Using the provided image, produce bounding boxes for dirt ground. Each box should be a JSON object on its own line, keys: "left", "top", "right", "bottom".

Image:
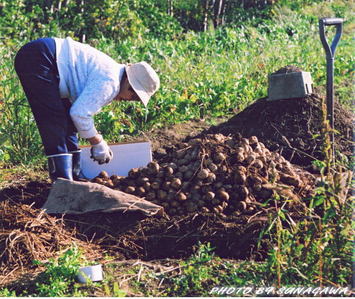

{"left": 0, "top": 93, "right": 353, "bottom": 289}
{"left": 199, "top": 94, "right": 353, "bottom": 168}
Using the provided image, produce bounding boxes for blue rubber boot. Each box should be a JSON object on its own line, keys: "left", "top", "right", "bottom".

{"left": 47, "top": 153, "right": 73, "bottom": 181}
{"left": 71, "top": 150, "right": 89, "bottom": 181}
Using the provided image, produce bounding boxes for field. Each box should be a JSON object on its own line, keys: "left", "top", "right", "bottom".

{"left": 0, "top": 0, "right": 353, "bottom": 297}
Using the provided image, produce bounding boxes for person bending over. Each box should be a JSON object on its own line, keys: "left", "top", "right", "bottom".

{"left": 14, "top": 37, "right": 160, "bottom": 181}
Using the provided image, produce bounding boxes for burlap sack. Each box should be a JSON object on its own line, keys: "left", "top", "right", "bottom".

{"left": 42, "top": 178, "right": 163, "bottom": 216}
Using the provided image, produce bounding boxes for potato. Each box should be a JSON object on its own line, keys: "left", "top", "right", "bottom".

{"left": 136, "top": 186, "right": 146, "bottom": 196}
{"left": 221, "top": 201, "right": 228, "bottom": 209}
{"left": 105, "top": 179, "right": 114, "bottom": 188}
{"left": 177, "top": 192, "right": 187, "bottom": 201}
{"left": 236, "top": 165, "right": 247, "bottom": 173}
{"left": 164, "top": 166, "right": 174, "bottom": 176}
{"left": 168, "top": 162, "right": 178, "bottom": 170}
{"left": 217, "top": 190, "right": 230, "bottom": 201}
{"left": 234, "top": 172, "right": 247, "bottom": 184}
{"left": 236, "top": 152, "right": 245, "bottom": 163}
{"left": 92, "top": 177, "right": 104, "bottom": 184}
{"left": 125, "top": 186, "right": 135, "bottom": 194}
{"left": 111, "top": 176, "right": 121, "bottom": 186}
{"left": 200, "top": 185, "right": 212, "bottom": 194}
{"left": 225, "top": 139, "right": 235, "bottom": 148}
{"left": 252, "top": 159, "right": 264, "bottom": 169}
{"left": 98, "top": 170, "right": 109, "bottom": 179}
{"left": 147, "top": 161, "right": 160, "bottom": 174}
{"left": 204, "top": 191, "right": 215, "bottom": 201}
{"left": 208, "top": 162, "right": 218, "bottom": 172}
{"left": 206, "top": 172, "right": 216, "bottom": 183}
{"left": 235, "top": 185, "right": 249, "bottom": 200}
{"left": 238, "top": 201, "right": 247, "bottom": 211}
{"left": 214, "top": 152, "right": 226, "bottom": 163}
{"left": 171, "top": 178, "right": 182, "bottom": 189}
{"left": 151, "top": 181, "right": 161, "bottom": 190}
{"left": 143, "top": 181, "right": 151, "bottom": 191}
{"left": 128, "top": 168, "right": 139, "bottom": 179}
{"left": 156, "top": 170, "right": 165, "bottom": 178}
{"left": 241, "top": 138, "right": 249, "bottom": 145}
{"left": 197, "top": 169, "right": 209, "bottom": 179}
{"left": 249, "top": 136, "right": 258, "bottom": 145}
{"left": 245, "top": 154, "right": 256, "bottom": 165}
{"left": 137, "top": 176, "right": 150, "bottom": 186}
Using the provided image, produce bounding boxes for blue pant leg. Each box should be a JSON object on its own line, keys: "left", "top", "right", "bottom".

{"left": 14, "top": 38, "right": 72, "bottom": 156}
{"left": 62, "top": 98, "right": 80, "bottom": 152}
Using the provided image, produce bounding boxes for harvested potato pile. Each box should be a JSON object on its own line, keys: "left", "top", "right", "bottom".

{"left": 92, "top": 134, "right": 315, "bottom": 217}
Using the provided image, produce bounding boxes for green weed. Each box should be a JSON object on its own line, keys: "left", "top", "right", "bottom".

{"left": 33, "top": 246, "right": 87, "bottom": 297}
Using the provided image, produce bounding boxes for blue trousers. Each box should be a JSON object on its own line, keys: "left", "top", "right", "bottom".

{"left": 14, "top": 37, "right": 80, "bottom": 156}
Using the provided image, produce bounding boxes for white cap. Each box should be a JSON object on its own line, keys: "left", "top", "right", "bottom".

{"left": 125, "top": 62, "right": 160, "bottom": 106}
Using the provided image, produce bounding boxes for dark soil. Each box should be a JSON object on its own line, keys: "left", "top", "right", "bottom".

{"left": 64, "top": 211, "right": 270, "bottom": 261}
{"left": 198, "top": 94, "right": 353, "bottom": 167}
{"left": 0, "top": 180, "right": 50, "bottom": 208}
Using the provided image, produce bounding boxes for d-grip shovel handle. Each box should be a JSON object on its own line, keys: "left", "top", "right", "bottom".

{"left": 319, "top": 18, "right": 343, "bottom": 58}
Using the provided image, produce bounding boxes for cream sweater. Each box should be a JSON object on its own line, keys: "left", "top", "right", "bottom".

{"left": 54, "top": 37, "right": 124, "bottom": 139}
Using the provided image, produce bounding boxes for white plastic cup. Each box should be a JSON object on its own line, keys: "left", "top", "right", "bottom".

{"left": 77, "top": 264, "right": 103, "bottom": 283}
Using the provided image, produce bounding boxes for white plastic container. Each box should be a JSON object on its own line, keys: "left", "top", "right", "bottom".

{"left": 77, "top": 264, "right": 103, "bottom": 283}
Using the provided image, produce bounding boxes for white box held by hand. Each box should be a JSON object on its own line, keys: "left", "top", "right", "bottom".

{"left": 80, "top": 141, "right": 152, "bottom": 179}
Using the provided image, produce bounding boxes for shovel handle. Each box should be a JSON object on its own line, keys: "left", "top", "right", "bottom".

{"left": 321, "top": 18, "right": 343, "bottom": 26}
{"left": 319, "top": 17, "right": 343, "bottom": 57}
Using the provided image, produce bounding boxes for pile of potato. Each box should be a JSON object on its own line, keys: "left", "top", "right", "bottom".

{"left": 92, "top": 134, "right": 314, "bottom": 216}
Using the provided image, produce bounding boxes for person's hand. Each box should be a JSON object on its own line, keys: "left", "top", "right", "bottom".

{"left": 90, "top": 139, "right": 113, "bottom": 164}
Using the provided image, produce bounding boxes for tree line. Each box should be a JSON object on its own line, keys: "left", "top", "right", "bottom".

{"left": 0, "top": 0, "right": 282, "bottom": 42}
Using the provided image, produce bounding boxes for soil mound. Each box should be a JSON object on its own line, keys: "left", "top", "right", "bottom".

{"left": 199, "top": 94, "right": 353, "bottom": 167}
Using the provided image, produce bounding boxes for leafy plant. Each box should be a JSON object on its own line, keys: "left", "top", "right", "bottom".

{"left": 166, "top": 242, "right": 219, "bottom": 296}
{"left": 33, "top": 245, "right": 86, "bottom": 297}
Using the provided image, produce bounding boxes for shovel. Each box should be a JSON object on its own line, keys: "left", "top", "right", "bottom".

{"left": 318, "top": 17, "right": 343, "bottom": 160}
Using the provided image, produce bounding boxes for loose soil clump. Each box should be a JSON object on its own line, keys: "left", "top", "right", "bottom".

{"left": 199, "top": 94, "right": 353, "bottom": 167}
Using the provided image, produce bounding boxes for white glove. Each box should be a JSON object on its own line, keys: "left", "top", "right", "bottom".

{"left": 90, "top": 139, "right": 113, "bottom": 164}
